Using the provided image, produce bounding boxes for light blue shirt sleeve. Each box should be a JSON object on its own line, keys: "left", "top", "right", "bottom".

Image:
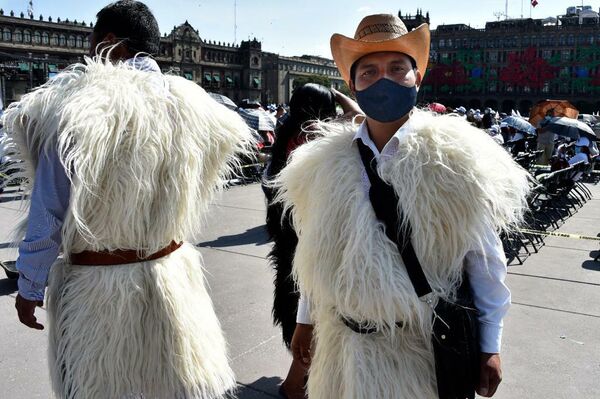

{"left": 16, "top": 148, "right": 71, "bottom": 301}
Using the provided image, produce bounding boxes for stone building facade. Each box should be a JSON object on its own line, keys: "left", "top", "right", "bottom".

{"left": 421, "top": 6, "right": 600, "bottom": 114}
{"left": 0, "top": 9, "right": 342, "bottom": 107}
{"left": 262, "top": 53, "right": 345, "bottom": 104}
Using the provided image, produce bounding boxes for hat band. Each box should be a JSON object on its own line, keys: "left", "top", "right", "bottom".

{"left": 356, "top": 23, "right": 408, "bottom": 40}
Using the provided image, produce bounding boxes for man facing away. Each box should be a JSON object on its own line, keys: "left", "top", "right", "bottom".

{"left": 1, "top": 1, "right": 253, "bottom": 398}
{"left": 276, "top": 14, "right": 531, "bottom": 399}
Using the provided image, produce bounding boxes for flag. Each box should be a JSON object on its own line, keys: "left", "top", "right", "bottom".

{"left": 531, "top": 0, "right": 538, "bottom": 7}
{"left": 27, "top": 1, "right": 33, "bottom": 18}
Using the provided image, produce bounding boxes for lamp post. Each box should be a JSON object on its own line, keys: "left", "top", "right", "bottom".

{"left": 28, "top": 52, "right": 33, "bottom": 90}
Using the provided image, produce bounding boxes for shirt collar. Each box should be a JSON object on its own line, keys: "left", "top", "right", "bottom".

{"left": 124, "top": 56, "right": 161, "bottom": 73}
{"left": 353, "top": 116, "right": 414, "bottom": 158}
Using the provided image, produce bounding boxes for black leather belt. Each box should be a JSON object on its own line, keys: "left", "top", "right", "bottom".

{"left": 342, "top": 316, "right": 404, "bottom": 334}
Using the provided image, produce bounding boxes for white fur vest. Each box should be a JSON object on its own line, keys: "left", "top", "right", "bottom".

{"left": 1, "top": 57, "right": 253, "bottom": 257}
{"left": 275, "top": 111, "right": 530, "bottom": 398}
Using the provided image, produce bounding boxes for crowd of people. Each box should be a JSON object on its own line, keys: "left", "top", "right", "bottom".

{"left": 423, "top": 105, "right": 599, "bottom": 170}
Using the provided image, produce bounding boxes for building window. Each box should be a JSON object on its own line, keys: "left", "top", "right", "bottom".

{"left": 51, "top": 33, "right": 58, "bottom": 46}
{"left": 542, "top": 50, "right": 552, "bottom": 60}
{"left": 33, "top": 31, "right": 41, "bottom": 44}
{"left": 14, "top": 29, "right": 22, "bottom": 42}
{"left": 559, "top": 35, "right": 566, "bottom": 46}
{"left": 447, "top": 39, "right": 453, "bottom": 48}
{"left": 542, "top": 82, "right": 550, "bottom": 93}
{"left": 212, "top": 73, "right": 221, "bottom": 87}
{"left": 84, "top": 37, "right": 89, "bottom": 48}
{"left": 251, "top": 56, "right": 259, "bottom": 66}
{"left": 76, "top": 35, "right": 83, "bottom": 48}
{"left": 42, "top": 32, "right": 49, "bottom": 45}
{"left": 68, "top": 35, "right": 75, "bottom": 47}
{"left": 568, "top": 35, "right": 575, "bottom": 45}
{"left": 489, "top": 51, "right": 498, "bottom": 62}
{"left": 439, "top": 39, "right": 445, "bottom": 48}
{"left": 561, "top": 50, "right": 571, "bottom": 62}
{"left": 488, "top": 82, "right": 496, "bottom": 93}
{"left": 24, "top": 30, "right": 31, "bottom": 43}
{"left": 59, "top": 34, "right": 66, "bottom": 46}
{"left": 252, "top": 77, "right": 260, "bottom": 88}
{"left": 2, "top": 28, "right": 11, "bottom": 42}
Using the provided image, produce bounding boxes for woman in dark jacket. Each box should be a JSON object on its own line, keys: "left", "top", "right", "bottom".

{"left": 263, "top": 83, "right": 349, "bottom": 398}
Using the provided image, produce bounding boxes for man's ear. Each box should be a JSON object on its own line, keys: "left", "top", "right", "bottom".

{"left": 103, "top": 32, "right": 118, "bottom": 44}
{"left": 415, "top": 69, "right": 423, "bottom": 91}
{"left": 349, "top": 79, "right": 356, "bottom": 95}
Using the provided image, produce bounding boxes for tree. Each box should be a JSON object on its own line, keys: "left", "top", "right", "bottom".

{"left": 292, "top": 74, "right": 331, "bottom": 89}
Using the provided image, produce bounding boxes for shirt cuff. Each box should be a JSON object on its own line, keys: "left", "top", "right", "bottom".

{"left": 296, "top": 294, "right": 312, "bottom": 325}
{"left": 479, "top": 323, "right": 503, "bottom": 354}
{"left": 17, "top": 273, "right": 46, "bottom": 301}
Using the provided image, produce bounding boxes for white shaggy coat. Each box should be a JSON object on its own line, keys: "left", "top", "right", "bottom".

{"left": 1, "top": 57, "right": 254, "bottom": 399}
{"left": 275, "top": 110, "right": 530, "bottom": 399}
{"left": 48, "top": 244, "right": 235, "bottom": 399}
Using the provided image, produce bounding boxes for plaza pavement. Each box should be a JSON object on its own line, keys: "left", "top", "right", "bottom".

{"left": 0, "top": 182, "right": 598, "bottom": 398}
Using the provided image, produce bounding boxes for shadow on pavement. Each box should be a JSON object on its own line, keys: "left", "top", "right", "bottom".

{"left": 582, "top": 253, "right": 600, "bottom": 271}
{"left": 198, "top": 225, "right": 270, "bottom": 248}
{"left": 0, "top": 195, "right": 26, "bottom": 203}
{"left": 227, "top": 376, "right": 284, "bottom": 398}
{"left": 0, "top": 278, "right": 18, "bottom": 296}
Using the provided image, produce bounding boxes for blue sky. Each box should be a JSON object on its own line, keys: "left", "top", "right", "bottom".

{"left": 2, "top": 1, "right": 598, "bottom": 57}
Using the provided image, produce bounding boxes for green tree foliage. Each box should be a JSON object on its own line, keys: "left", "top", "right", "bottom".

{"left": 292, "top": 75, "right": 332, "bottom": 89}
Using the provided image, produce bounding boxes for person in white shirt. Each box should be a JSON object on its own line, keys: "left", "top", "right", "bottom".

{"left": 275, "top": 14, "right": 530, "bottom": 399}
{"left": 568, "top": 136, "right": 592, "bottom": 165}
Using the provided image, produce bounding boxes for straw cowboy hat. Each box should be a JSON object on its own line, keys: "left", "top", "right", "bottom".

{"left": 330, "top": 14, "right": 430, "bottom": 84}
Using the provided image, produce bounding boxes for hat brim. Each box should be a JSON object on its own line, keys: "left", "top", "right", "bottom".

{"left": 331, "top": 23, "right": 430, "bottom": 85}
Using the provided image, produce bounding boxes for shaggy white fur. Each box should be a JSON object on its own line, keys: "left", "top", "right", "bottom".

{"left": 1, "top": 56, "right": 254, "bottom": 399}
{"left": 48, "top": 244, "right": 235, "bottom": 399}
{"left": 1, "top": 55, "right": 254, "bottom": 256}
{"left": 275, "top": 110, "right": 530, "bottom": 399}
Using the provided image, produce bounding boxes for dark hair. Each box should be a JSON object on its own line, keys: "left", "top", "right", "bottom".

{"left": 94, "top": 1, "right": 160, "bottom": 55}
{"left": 349, "top": 53, "right": 417, "bottom": 83}
{"left": 267, "top": 83, "right": 337, "bottom": 177}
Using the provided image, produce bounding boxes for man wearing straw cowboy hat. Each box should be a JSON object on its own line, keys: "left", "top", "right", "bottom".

{"left": 275, "top": 13, "right": 530, "bottom": 399}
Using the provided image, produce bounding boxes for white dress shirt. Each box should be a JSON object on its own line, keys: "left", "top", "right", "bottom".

{"left": 296, "top": 118, "right": 511, "bottom": 354}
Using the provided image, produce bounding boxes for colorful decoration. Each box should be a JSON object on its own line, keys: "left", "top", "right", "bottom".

{"left": 499, "top": 47, "right": 557, "bottom": 89}
{"left": 423, "top": 44, "right": 600, "bottom": 97}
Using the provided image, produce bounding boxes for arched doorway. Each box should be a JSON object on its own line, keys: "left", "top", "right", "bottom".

{"left": 484, "top": 99, "right": 498, "bottom": 111}
{"left": 519, "top": 100, "right": 533, "bottom": 117}
{"left": 468, "top": 99, "right": 482, "bottom": 111}
{"left": 502, "top": 100, "right": 516, "bottom": 114}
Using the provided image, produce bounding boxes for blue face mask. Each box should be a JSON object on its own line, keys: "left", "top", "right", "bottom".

{"left": 355, "top": 78, "right": 417, "bottom": 123}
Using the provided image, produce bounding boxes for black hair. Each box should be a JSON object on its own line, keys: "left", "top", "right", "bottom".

{"left": 268, "top": 83, "right": 337, "bottom": 177}
{"left": 94, "top": 0, "right": 160, "bottom": 55}
{"left": 349, "top": 53, "right": 417, "bottom": 83}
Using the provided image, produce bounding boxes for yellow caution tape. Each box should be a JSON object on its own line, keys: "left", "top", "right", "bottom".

{"left": 519, "top": 229, "right": 600, "bottom": 242}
